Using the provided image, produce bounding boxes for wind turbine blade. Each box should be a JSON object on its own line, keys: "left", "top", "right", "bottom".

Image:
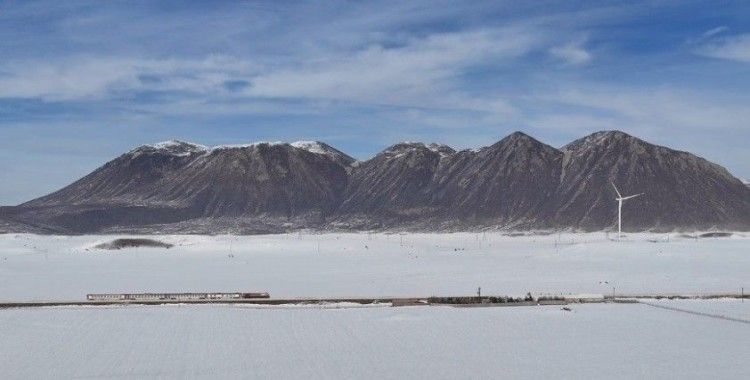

{"left": 611, "top": 182, "right": 622, "bottom": 198}
{"left": 621, "top": 193, "right": 644, "bottom": 200}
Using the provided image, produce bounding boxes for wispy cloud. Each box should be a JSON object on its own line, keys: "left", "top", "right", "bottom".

{"left": 545, "top": 85, "right": 750, "bottom": 132}
{"left": 526, "top": 84, "right": 750, "bottom": 177}
{"left": 0, "top": 27, "right": 539, "bottom": 117}
{"left": 2, "top": 1, "right": 750, "bottom": 203}
{"left": 694, "top": 33, "right": 750, "bottom": 62}
{"left": 702, "top": 26, "right": 728, "bottom": 38}
{"left": 247, "top": 27, "right": 539, "bottom": 115}
{"left": 549, "top": 38, "right": 592, "bottom": 65}
{"left": 0, "top": 56, "right": 256, "bottom": 101}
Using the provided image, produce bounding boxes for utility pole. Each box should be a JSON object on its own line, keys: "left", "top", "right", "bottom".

{"left": 477, "top": 287, "right": 481, "bottom": 298}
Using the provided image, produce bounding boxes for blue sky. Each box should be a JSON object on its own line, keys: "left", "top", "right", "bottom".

{"left": 1, "top": 1, "right": 750, "bottom": 204}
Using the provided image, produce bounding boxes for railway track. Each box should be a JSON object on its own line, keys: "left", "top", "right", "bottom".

{"left": 0, "top": 293, "right": 745, "bottom": 309}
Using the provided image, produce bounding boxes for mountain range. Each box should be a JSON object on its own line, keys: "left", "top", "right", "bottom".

{"left": 1, "top": 131, "right": 749, "bottom": 234}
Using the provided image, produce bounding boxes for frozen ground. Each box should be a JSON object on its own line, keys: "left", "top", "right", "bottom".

{"left": 0, "top": 232, "right": 748, "bottom": 301}
{"left": 1, "top": 301, "right": 748, "bottom": 379}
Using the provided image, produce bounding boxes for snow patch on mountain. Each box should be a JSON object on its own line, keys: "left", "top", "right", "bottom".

{"left": 291, "top": 141, "right": 336, "bottom": 158}
{"left": 383, "top": 142, "right": 454, "bottom": 157}
{"left": 291, "top": 141, "right": 327, "bottom": 154}
{"left": 148, "top": 140, "right": 206, "bottom": 150}
{"left": 132, "top": 140, "right": 208, "bottom": 157}
{"left": 291, "top": 141, "right": 355, "bottom": 165}
{"left": 209, "top": 142, "right": 285, "bottom": 151}
{"left": 426, "top": 143, "right": 455, "bottom": 157}
{"left": 135, "top": 140, "right": 355, "bottom": 164}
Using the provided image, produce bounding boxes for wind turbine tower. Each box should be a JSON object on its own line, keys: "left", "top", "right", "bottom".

{"left": 611, "top": 182, "right": 644, "bottom": 241}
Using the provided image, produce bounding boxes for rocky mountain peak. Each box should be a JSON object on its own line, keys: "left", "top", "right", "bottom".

{"left": 426, "top": 143, "right": 456, "bottom": 157}
{"left": 563, "top": 130, "right": 648, "bottom": 152}
{"left": 130, "top": 140, "right": 208, "bottom": 157}
{"left": 381, "top": 142, "right": 455, "bottom": 156}
{"left": 495, "top": 131, "right": 545, "bottom": 147}
{"left": 207, "top": 142, "right": 286, "bottom": 153}
{"left": 291, "top": 141, "right": 356, "bottom": 166}
{"left": 506, "top": 131, "right": 534, "bottom": 141}
{"left": 383, "top": 142, "right": 425, "bottom": 154}
{"left": 485, "top": 131, "right": 560, "bottom": 158}
{"left": 9, "top": 132, "right": 750, "bottom": 233}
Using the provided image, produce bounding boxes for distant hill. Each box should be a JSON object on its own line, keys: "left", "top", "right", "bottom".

{"left": 551, "top": 131, "right": 750, "bottom": 230}
{"left": 336, "top": 132, "right": 563, "bottom": 229}
{"left": 3, "top": 131, "right": 749, "bottom": 234}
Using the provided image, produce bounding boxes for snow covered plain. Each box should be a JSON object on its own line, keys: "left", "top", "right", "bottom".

{"left": 2, "top": 233, "right": 749, "bottom": 379}
{"left": 0, "top": 232, "right": 749, "bottom": 300}
{"left": 1, "top": 301, "right": 749, "bottom": 379}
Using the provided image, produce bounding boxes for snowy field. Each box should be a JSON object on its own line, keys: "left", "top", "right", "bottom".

{"left": 1, "top": 301, "right": 748, "bottom": 379}
{"left": 1, "top": 232, "right": 749, "bottom": 301}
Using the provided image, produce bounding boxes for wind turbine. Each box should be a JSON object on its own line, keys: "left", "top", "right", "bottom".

{"left": 611, "top": 182, "right": 644, "bottom": 241}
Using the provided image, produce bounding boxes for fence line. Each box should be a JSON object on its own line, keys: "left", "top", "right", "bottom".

{"left": 638, "top": 300, "right": 750, "bottom": 325}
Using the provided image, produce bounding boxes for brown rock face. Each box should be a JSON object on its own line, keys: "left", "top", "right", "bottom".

{"left": 5, "top": 131, "right": 750, "bottom": 233}
{"left": 14, "top": 141, "right": 353, "bottom": 233}
{"left": 552, "top": 131, "right": 750, "bottom": 230}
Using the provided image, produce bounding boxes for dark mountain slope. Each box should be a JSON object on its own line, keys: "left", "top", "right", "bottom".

{"left": 23, "top": 141, "right": 206, "bottom": 208}
{"left": 337, "top": 132, "right": 563, "bottom": 228}
{"left": 5, "top": 131, "right": 750, "bottom": 233}
{"left": 552, "top": 131, "right": 750, "bottom": 230}
{"left": 13, "top": 141, "right": 354, "bottom": 233}
{"left": 431, "top": 132, "right": 563, "bottom": 226}
{"left": 337, "top": 142, "right": 454, "bottom": 219}
{"left": 153, "top": 143, "right": 352, "bottom": 217}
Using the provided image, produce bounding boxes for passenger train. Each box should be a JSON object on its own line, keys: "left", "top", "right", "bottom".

{"left": 86, "top": 292, "right": 270, "bottom": 301}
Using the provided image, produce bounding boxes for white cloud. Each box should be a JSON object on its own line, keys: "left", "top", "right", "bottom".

{"left": 0, "top": 56, "right": 256, "bottom": 101}
{"left": 0, "top": 27, "right": 540, "bottom": 117}
{"left": 702, "top": 26, "right": 728, "bottom": 38}
{"left": 0, "top": 59, "right": 134, "bottom": 100}
{"left": 549, "top": 39, "right": 592, "bottom": 65}
{"left": 523, "top": 84, "right": 750, "bottom": 180}
{"left": 539, "top": 85, "right": 750, "bottom": 134}
{"left": 695, "top": 33, "right": 750, "bottom": 62}
{"left": 529, "top": 113, "right": 620, "bottom": 135}
{"left": 246, "top": 27, "right": 539, "bottom": 115}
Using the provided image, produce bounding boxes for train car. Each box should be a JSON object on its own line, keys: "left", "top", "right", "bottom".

{"left": 86, "top": 292, "right": 270, "bottom": 301}
{"left": 241, "top": 292, "right": 270, "bottom": 299}
{"left": 86, "top": 293, "right": 121, "bottom": 301}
